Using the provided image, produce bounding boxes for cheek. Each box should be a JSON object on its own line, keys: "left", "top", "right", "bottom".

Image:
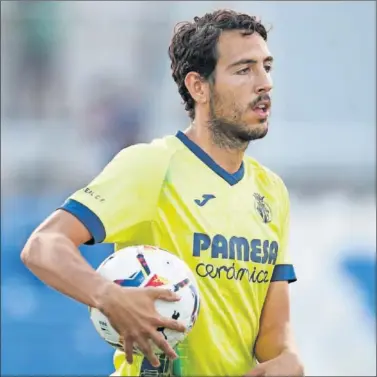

{"left": 216, "top": 74, "right": 249, "bottom": 93}
{"left": 212, "top": 81, "right": 250, "bottom": 113}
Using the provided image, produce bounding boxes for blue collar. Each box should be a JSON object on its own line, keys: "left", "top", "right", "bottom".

{"left": 175, "top": 131, "right": 245, "bottom": 186}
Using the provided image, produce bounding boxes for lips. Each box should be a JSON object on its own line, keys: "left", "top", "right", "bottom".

{"left": 252, "top": 99, "right": 271, "bottom": 118}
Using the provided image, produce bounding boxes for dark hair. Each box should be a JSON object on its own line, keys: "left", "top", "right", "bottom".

{"left": 168, "top": 9, "right": 268, "bottom": 120}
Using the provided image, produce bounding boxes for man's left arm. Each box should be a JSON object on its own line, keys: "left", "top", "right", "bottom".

{"left": 246, "top": 281, "right": 304, "bottom": 376}
{"left": 246, "top": 181, "right": 304, "bottom": 377}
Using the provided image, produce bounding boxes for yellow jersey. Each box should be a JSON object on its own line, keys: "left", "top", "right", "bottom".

{"left": 61, "top": 131, "right": 296, "bottom": 377}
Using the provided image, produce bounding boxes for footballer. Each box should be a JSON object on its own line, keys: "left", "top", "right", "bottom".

{"left": 21, "top": 9, "right": 304, "bottom": 377}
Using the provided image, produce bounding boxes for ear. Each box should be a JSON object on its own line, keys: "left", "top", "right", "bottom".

{"left": 184, "top": 72, "right": 209, "bottom": 105}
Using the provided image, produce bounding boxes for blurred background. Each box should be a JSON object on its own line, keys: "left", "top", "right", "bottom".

{"left": 1, "top": 1, "right": 375, "bottom": 376}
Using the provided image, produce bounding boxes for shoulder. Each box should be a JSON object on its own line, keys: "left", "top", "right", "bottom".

{"left": 113, "top": 135, "right": 180, "bottom": 168}
{"left": 244, "top": 155, "right": 289, "bottom": 198}
{"left": 103, "top": 135, "right": 183, "bottom": 182}
{"left": 69, "top": 135, "right": 181, "bottom": 214}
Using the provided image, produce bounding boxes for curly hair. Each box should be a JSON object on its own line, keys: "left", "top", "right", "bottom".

{"left": 168, "top": 9, "right": 269, "bottom": 120}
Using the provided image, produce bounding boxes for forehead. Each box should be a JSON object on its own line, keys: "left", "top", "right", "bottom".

{"left": 216, "top": 30, "right": 271, "bottom": 65}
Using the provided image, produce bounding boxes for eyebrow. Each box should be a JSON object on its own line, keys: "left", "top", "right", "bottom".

{"left": 228, "top": 56, "right": 274, "bottom": 69}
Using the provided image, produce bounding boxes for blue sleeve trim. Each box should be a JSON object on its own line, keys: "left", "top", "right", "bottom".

{"left": 271, "top": 264, "right": 297, "bottom": 283}
{"left": 59, "top": 199, "right": 106, "bottom": 245}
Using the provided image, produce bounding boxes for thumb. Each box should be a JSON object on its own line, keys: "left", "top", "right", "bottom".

{"left": 147, "top": 288, "right": 181, "bottom": 302}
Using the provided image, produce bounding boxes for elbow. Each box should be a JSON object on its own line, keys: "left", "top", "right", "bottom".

{"left": 21, "top": 232, "right": 45, "bottom": 268}
{"left": 20, "top": 246, "right": 29, "bottom": 266}
{"left": 21, "top": 231, "right": 60, "bottom": 270}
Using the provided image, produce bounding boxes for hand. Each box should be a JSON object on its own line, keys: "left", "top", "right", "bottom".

{"left": 98, "top": 283, "right": 186, "bottom": 367}
{"left": 244, "top": 351, "right": 304, "bottom": 377}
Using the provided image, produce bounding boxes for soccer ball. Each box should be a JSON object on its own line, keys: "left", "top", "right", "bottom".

{"left": 89, "top": 245, "right": 200, "bottom": 354}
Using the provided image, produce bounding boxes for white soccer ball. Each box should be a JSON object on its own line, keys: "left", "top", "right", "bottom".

{"left": 89, "top": 245, "right": 200, "bottom": 354}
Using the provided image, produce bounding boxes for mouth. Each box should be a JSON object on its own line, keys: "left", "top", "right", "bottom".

{"left": 251, "top": 100, "right": 271, "bottom": 119}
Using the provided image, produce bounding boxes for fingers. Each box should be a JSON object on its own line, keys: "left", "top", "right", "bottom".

{"left": 114, "top": 287, "right": 183, "bottom": 367}
{"left": 148, "top": 288, "right": 181, "bottom": 302}
{"left": 123, "top": 337, "right": 134, "bottom": 365}
{"left": 150, "top": 331, "right": 178, "bottom": 360}
{"left": 156, "top": 317, "right": 186, "bottom": 333}
{"left": 136, "top": 337, "right": 160, "bottom": 368}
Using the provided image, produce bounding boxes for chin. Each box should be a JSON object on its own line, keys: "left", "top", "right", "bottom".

{"left": 245, "top": 120, "right": 269, "bottom": 140}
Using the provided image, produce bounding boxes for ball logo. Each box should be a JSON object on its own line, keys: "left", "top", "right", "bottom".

{"left": 145, "top": 274, "right": 169, "bottom": 288}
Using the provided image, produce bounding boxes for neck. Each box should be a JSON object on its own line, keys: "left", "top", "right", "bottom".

{"left": 184, "top": 120, "right": 246, "bottom": 175}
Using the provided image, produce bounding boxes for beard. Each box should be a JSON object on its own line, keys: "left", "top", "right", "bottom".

{"left": 207, "top": 88, "right": 268, "bottom": 150}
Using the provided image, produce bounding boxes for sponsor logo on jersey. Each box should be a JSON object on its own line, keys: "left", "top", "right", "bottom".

{"left": 192, "top": 233, "right": 278, "bottom": 284}
{"left": 193, "top": 233, "right": 278, "bottom": 264}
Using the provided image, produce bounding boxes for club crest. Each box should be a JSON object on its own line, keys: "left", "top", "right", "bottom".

{"left": 253, "top": 193, "right": 272, "bottom": 224}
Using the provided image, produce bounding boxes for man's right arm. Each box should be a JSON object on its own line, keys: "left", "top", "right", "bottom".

{"left": 20, "top": 209, "right": 115, "bottom": 310}
{"left": 20, "top": 144, "right": 185, "bottom": 367}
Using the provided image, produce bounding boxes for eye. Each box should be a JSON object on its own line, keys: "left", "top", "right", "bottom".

{"left": 264, "top": 65, "right": 272, "bottom": 73}
{"left": 237, "top": 67, "right": 250, "bottom": 75}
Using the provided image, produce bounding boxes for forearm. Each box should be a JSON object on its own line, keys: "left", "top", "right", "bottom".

{"left": 21, "top": 231, "right": 112, "bottom": 309}
{"left": 255, "top": 323, "right": 298, "bottom": 362}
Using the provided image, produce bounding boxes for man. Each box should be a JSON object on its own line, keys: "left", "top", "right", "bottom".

{"left": 21, "top": 9, "right": 304, "bottom": 377}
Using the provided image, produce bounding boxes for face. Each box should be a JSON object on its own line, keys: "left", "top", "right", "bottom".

{"left": 208, "top": 30, "right": 273, "bottom": 146}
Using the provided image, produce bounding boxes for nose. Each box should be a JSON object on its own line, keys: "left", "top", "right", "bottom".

{"left": 255, "top": 74, "right": 273, "bottom": 95}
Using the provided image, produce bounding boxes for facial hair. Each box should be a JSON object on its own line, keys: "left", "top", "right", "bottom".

{"left": 207, "top": 86, "right": 268, "bottom": 150}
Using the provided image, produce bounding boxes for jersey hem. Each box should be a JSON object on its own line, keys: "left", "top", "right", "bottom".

{"left": 270, "top": 264, "right": 297, "bottom": 283}
{"left": 59, "top": 199, "right": 106, "bottom": 244}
